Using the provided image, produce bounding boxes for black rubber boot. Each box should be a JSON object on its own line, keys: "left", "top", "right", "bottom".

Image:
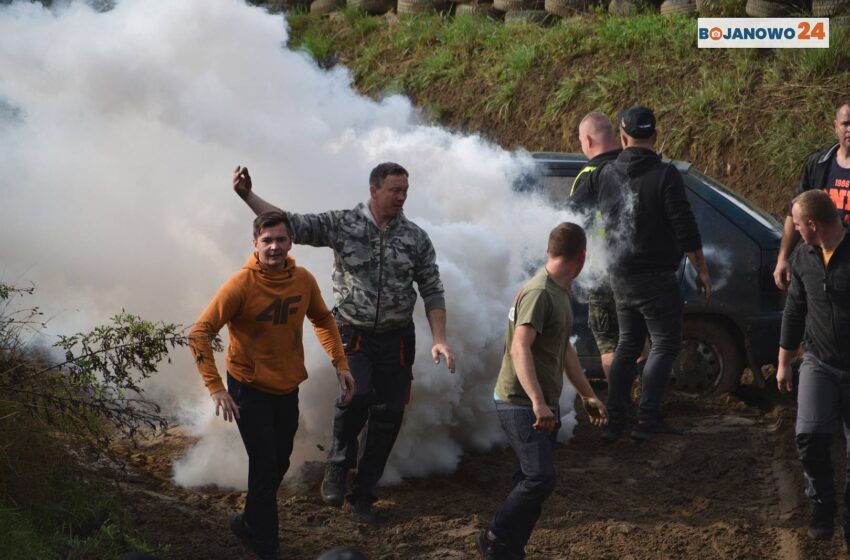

{"left": 809, "top": 501, "right": 835, "bottom": 540}
{"left": 320, "top": 463, "right": 347, "bottom": 507}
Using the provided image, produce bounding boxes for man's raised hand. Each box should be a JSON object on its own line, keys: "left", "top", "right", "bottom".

{"left": 233, "top": 166, "right": 252, "bottom": 199}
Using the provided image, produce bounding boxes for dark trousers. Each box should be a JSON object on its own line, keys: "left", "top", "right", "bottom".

{"left": 607, "top": 271, "right": 683, "bottom": 423}
{"left": 228, "top": 373, "right": 299, "bottom": 555}
{"left": 795, "top": 352, "right": 850, "bottom": 527}
{"left": 327, "top": 322, "right": 414, "bottom": 504}
{"left": 489, "top": 404, "right": 559, "bottom": 558}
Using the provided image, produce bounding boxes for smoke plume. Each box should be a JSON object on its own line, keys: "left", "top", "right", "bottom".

{"left": 0, "top": 0, "right": 599, "bottom": 489}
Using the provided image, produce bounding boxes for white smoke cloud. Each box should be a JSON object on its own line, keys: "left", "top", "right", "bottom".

{"left": 0, "top": 0, "right": 593, "bottom": 489}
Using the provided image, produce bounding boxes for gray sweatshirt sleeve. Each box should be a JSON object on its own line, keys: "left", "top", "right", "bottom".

{"left": 413, "top": 231, "right": 446, "bottom": 312}
{"left": 286, "top": 210, "right": 341, "bottom": 247}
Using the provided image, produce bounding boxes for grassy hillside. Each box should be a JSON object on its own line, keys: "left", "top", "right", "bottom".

{"left": 286, "top": 10, "right": 850, "bottom": 216}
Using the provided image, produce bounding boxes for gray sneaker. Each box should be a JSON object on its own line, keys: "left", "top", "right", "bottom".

{"left": 321, "top": 463, "right": 347, "bottom": 507}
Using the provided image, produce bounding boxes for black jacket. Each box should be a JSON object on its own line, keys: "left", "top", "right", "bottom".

{"left": 591, "top": 147, "right": 702, "bottom": 274}
{"left": 569, "top": 149, "right": 621, "bottom": 200}
{"left": 780, "top": 229, "right": 850, "bottom": 370}
{"left": 795, "top": 144, "right": 840, "bottom": 197}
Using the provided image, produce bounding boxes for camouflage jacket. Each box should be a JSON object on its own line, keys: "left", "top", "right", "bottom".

{"left": 286, "top": 202, "right": 445, "bottom": 332}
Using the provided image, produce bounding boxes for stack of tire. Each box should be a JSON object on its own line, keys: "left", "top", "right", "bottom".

{"left": 453, "top": 1, "right": 502, "bottom": 17}
{"left": 310, "top": 0, "right": 344, "bottom": 13}
{"left": 695, "top": 0, "right": 724, "bottom": 15}
{"left": 260, "top": 0, "right": 313, "bottom": 11}
{"left": 608, "top": 0, "right": 640, "bottom": 15}
{"left": 812, "top": 0, "right": 850, "bottom": 18}
{"left": 397, "top": 0, "right": 450, "bottom": 13}
{"left": 495, "top": 0, "right": 553, "bottom": 24}
{"left": 744, "top": 0, "right": 802, "bottom": 17}
{"left": 544, "top": 0, "right": 586, "bottom": 18}
{"left": 349, "top": 0, "right": 395, "bottom": 13}
{"left": 660, "top": 0, "right": 697, "bottom": 15}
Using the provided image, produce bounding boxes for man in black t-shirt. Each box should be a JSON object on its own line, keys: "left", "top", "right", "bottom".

{"left": 774, "top": 100, "right": 850, "bottom": 289}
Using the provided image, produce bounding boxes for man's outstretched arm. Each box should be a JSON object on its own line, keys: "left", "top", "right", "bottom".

{"left": 233, "top": 165, "right": 280, "bottom": 216}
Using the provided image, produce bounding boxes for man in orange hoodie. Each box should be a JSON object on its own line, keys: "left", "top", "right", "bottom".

{"left": 189, "top": 211, "right": 355, "bottom": 560}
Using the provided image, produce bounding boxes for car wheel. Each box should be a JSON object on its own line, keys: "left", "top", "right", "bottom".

{"left": 672, "top": 319, "right": 744, "bottom": 397}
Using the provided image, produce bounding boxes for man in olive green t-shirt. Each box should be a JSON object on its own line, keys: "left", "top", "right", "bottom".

{"left": 479, "top": 222, "right": 608, "bottom": 560}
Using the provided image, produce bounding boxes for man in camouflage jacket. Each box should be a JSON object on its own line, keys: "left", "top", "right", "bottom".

{"left": 232, "top": 162, "right": 455, "bottom": 524}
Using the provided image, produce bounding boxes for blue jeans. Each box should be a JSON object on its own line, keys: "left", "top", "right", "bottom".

{"left": 489, "top": 403, "right": 559, "bottom": 558}
{"left": 228, "top": 374, "right": 299, "bottom": 555}
{"left": 607, "top": 271, "right": 683, "bottom": 423}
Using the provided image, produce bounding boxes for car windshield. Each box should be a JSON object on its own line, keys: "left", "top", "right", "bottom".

{"left": 689, "top": 169, "right": 781, "bottom": 230}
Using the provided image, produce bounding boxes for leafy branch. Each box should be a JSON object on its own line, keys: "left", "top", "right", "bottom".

{"left": 0, "top": 282, "right": 221, "bottom": 451}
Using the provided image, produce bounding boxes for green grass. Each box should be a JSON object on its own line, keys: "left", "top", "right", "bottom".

{"left": 0, "top": 481, "right": 158, "bottom": 560}
{"left": 0, "top": 405, "right": 160, "bottom": 560}
{"left": 296, "top": 25, "right": 336, "bottom": 62}
{"left": 285, "top": 11, "right": 850, "bottom": 215}
{"left": 543, "top": 75, "right": 583, "bottom": 124}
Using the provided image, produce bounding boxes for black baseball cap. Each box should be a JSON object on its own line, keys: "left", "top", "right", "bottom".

{"left": 618, "top": 106, "right": 656, "bottom": 139}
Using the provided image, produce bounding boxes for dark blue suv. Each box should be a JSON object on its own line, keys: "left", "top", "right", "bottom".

{"left": 527, "top": 152, "right": 784, "bottom": 396}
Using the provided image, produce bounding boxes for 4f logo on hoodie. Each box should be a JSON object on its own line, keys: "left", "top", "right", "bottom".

{"left": 256, "top": 296, "right": 302, "bottom": 325}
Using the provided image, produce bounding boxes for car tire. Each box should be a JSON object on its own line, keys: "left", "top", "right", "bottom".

{"left": 696, "top": 0, "right": 723, "bottom": 15}
{"left": 310, "top": 0, "right": 344, "bottom": 14}
{"left": 672, "top": 319, "right": 744, "bottom": 397}
{"left": 812, "top": 0, "right": 850, "bottom": 15}
{"left": 608, "top": 0, "right": 639, "bottom": 15}
{"left": 504, "top": 8, "right": 554, "bottom": 22}
{"left": 544, "top": 0, "right": 587, "bottom": 16}
{"left": 455, "top": 2, "right": 503, "bottom": 16}
{"left": 494, "top": 0, "right": 544, "bottom": 11}
{"left": 397, "top": 0, "right": 450, "bottom": 13}
{"left": 745, "top": 0, "right": 796, "bottom": 16}
{"left": 660, "top": 0, "right": 697, "bottom": 14}
{"left": 349, "top": 0, "right": 393, "bottom": 13}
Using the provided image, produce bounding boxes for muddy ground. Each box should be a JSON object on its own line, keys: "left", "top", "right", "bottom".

{"left": 110, "top": 387, "right": 849, "bottom": 560}
{"left": 102, "top": 106, "right": 831, "bottom": 557}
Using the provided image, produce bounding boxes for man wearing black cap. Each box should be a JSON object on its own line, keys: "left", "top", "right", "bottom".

{"left": 584, "top": 106, "right": 711, "bottom": 442}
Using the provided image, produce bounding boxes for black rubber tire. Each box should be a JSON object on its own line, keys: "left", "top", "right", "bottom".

{"left": 833, "top": 14, "right": 850, "bottom": 23}
{"left": 504, "top": 8, "right": 554, "bottom": 21}
{"left": 397, "top": 0, "right": 449, "bottom": 13}
{"left": 608, "top": 0, "right": 639, "bottom": 14}
{"left": 696, "top": 0, "right": 723, "bottom": 15}
{"left": 660, "top": 0, "right": 697, "bottom": 14}
{"left": 671, "top": 319, "right": 744, "bottom": 397}
{"left": 454, "top": 2, "right": 502, "bottom": 15}
{"left": 349, "top": 0, "right": 392, "bottom": 12}
{"left": 310, "top": 0, "right": 344, "bottom": 14}
{"left": 494, "top": 0, "right": 543, "bottom": 11}
{"left": 812, "top": 0, "right": 850, "bottom": 15}
{"left": 544, "top": 0, "right": 587, "bottom": 15}
{"left": 745, "top": 0, "right": 795, "bottom": 16}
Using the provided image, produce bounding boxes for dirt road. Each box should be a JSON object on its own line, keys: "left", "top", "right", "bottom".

{"left": 114, "top": 392, "right": 849, "bottom": 560}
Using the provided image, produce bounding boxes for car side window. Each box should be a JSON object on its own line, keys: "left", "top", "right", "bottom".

{"left": 541, "top": 175, "right": 577, "bottom": 208}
